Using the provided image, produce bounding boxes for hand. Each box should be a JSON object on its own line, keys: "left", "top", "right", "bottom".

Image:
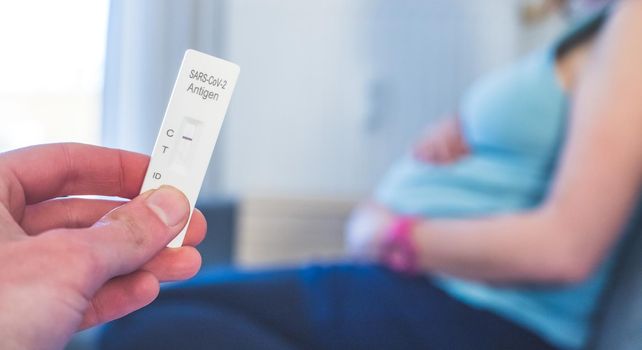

{"left": 345, "top": 202, "right": 395, "bottom": 261}
{"left": 0, "top": 143, "right": 207, "bottom": 350}
{"left": 412, "top": 115, "right": 470, "bottom": 164}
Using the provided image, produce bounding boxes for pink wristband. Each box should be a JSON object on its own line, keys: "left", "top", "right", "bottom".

{"left": 381, "top": 216, "right": 419, "bottom": 274}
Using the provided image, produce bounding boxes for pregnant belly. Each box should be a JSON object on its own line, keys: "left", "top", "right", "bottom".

{"left": 374, "top": 154, "right": 552, "bottom": 218}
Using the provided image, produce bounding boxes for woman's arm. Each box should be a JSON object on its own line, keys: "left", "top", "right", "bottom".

{"left": 410, "top": 1, "right": 642, "bottom": 284}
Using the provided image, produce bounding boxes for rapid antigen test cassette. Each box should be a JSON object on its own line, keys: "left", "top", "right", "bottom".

{"left": 140, "top": 49, "right": 240, "bottom": 248}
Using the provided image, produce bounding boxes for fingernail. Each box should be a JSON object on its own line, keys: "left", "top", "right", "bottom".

{"left": 145, "top": 186, "right": 189, "bottom": 226}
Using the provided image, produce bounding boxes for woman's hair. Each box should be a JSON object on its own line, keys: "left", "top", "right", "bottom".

{"left": 521, "top": 0, "right": 566, "bottom": 23}
{"left": 521, "top": 0, "right": 614, "bottom": 59}
{"left": 554, "top": 2, "right": 612, "bottom": 58}
{"left": 522, "top": 0, "right": 614, "bottom": 23}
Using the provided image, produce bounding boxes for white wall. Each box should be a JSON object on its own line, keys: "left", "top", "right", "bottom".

{"left": 223, "top": 0, "right": 369, "bottom": 197}
{"left": 220, "top": 0, "right": 560, "bottom": 198}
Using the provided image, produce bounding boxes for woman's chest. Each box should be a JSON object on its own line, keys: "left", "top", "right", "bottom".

{"left": 460, "top": 53, "right": 568, "bottom": 161}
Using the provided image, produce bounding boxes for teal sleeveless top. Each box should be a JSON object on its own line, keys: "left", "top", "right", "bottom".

{"left": 375, "top": 11, "right": 612, "bottom": 349}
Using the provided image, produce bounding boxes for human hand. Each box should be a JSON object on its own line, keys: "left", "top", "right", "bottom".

{"left": 412, "top": 115, "right": 470, "bottom": 164}
{"left": 0, "top": 143, "right": 207, "bottom": 350}
{"left": 345, "top": 202, "right": 395, "bottom": 261}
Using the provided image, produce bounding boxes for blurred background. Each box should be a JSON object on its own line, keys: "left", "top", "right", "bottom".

{"left": 0, "top": 1, "right": 577, "bottom": 348}
{"left": 0, "top": 0, "right": 570, "bottom": 266}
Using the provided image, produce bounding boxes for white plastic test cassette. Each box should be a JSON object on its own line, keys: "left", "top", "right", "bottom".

{"left": 140, "top": 49, "right": 240, "bottom": 248}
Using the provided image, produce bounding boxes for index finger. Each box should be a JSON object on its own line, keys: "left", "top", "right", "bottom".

{"left": 3, "top": 143, "right": 149, "bottom": 204}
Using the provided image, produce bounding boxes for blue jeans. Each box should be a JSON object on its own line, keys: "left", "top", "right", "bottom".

{"left": 100, "top": 264, "right": 557, "bottom": 350}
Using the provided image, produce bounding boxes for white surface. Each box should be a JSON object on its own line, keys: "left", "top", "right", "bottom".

{"left": 141, "top": 49, "right": 240, "bottom": 247}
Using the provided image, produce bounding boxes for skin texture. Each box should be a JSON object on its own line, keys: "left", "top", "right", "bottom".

{"left": 0, "top": 143, "right": 207, "bottom": 350}
{"left": 349, "top": 0, "right": 642, "bottom": 283}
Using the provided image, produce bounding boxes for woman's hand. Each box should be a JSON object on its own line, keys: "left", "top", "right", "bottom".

{"left": 413, "top": 115, "right": 470, "bottom": 164}
{"left": 345, "top": 202, "right": 394, "bottom": 261}
{"left": 0, "top": 143, "right": 207, "bottom": 350}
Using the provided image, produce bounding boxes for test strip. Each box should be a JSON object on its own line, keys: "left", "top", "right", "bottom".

{"left": 140, "top": 49, "right": 240, "bottom": 247}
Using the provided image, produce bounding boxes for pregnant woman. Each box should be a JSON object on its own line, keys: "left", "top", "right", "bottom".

{"left": 101, "top": 1, "right": 642, "bottom": 349}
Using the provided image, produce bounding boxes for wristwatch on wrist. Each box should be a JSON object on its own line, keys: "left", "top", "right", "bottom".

{"left": 380, "top": 216, "right": 419, "bottom": 275}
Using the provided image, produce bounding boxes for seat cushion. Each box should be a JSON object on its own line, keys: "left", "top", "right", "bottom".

{"left": 590, "top": 198, "right": 642, "bottom": 350}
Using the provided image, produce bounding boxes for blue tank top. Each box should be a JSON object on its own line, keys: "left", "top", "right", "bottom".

{"left": 374, "top": 41, "right": 614, "bottom": 349}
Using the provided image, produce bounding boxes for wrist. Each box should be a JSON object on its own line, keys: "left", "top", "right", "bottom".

{"left": 380, "top": 216, "right": 420, "bottom": 274}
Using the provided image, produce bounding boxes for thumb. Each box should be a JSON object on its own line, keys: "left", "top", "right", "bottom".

{"left": 81, "top": 185, "right": 190, "bottom": 281}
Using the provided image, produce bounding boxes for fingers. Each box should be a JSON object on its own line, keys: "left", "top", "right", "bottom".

{"left": 412, "top": 139, "right": 433, "bottom": 162}
{"left": 142, "top": 246, "right": 202, "bottom": 282}
{"left": 79, "top": 271, "right": 159, "bottom": 330}
{"left": 21, "top": 198, "right": 207, "bottom": 245}
{"left": 79, "top": 186, "right": 190, "bottom": 280}
{"left": 412, "top": 122, "right": 470, "bottom": 164}
{"left": 78, "top": 249, "right": 202, "bottom": 330}
{"left": 3, "top": 143, "right": 149, "bottom": 205}
{"left": 21, "top": 198, "right": 207, "bottom": 244}
{"left": 413, "top": 115, "right": 469, "bottom": 165}
{"left": 414, "top": 138, "right": 454, "bottom": 164}
{"left": 78, "top": 250, "right": 201, "bottom": 329}
{"left": 0, "top": 205, "right": 27, "bottom": 241}
{"left": 20, "top": 198, "right": 124, "bottom": 235}
{"left": 183, "top": 209, "right": 207, "bottom": 246}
